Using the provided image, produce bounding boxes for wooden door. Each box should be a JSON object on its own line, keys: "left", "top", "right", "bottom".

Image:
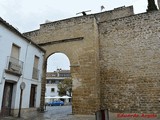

{"left": 29, "top": 85, "right": 36, "bottom": 107}
{"left": 1, "top": 82, "right": 13, "bottom": 116}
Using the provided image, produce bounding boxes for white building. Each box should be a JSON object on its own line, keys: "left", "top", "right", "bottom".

{"left": 45, "top": 69, "right": 71, "bottom": 103}
{"left": 0, "top": 18, "right": 45, "bottom": 117}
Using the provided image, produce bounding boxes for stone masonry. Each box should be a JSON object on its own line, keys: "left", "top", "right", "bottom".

{"left": 24, "top": 15, "right": 102, "bottom": 115}
{"left": 99, "top": 10, "right": 160, "bottom": 113}
{"left": 24, "top": 6, "right": 160, "bottom": 115}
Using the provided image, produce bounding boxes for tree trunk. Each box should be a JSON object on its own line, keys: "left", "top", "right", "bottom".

{"left": 147, "top": 0, "right": 158, "bottom": 12}
{"left": 158, "top": 0, "right": 160, "bottom": 9}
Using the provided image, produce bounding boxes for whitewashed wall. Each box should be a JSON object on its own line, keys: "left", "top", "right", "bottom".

{"left": 0, "top": 24, "right": 44, "bottom": 110}
{"left": 45, "top": 84, "right": 59, "bottom": 97}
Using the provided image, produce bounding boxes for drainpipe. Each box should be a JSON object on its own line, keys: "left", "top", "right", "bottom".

{"left": 93, "top": 15, "right": 110, "bottom": 120}
{"left": 22, "top": 42, "right": 31, "bottom": 79}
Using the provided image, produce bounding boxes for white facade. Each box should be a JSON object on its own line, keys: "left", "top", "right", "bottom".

{"left": 45, "top": 70, "right": 71, "bottom": 104}
{"left": 45, "top": 70, "right": 71, "bottom": 98}
{"left": 45, "top": 75, "right": 65, "bottom": 97}
{"left": 0, "top": 18, "right": 45, "bottom": 116}
{"left": 45, "top": 84, "right": 59, "bottom": 97}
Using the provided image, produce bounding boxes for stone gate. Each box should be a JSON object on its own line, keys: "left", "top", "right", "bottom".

{"left": 24, "top": 6, "right": 160, "bottom": 114}
{"left": 24, "top": 13, "right": 102, "bottom": 114}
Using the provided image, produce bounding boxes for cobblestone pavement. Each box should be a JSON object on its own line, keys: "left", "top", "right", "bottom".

{"left": 0, "top": 106, "right": 95, "bottom": 120}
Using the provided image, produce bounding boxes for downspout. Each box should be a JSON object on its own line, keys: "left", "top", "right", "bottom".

{"left": 94, "top": 14, "right": 110, "bottom": 120}
{"left": 22, "top": 42, "right": 31, "bottom": 80}
{"left": 93, "top": 15, "right": 102, "bottom": 109}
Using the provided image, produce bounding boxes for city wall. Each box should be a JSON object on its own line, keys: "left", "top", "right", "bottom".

{"left": 24, "top": 6, "right": 160, "bottom": 114}
{"left": 99, "top": 10, "right": 160, "bottom": 113}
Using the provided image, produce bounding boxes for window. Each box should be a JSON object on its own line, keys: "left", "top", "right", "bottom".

{"left": 7, "top": 44, "right": 23, "bottom": 75}
{"left": 49, "top": 80, "right": 51, "bottom": 84}
{"left": 51, "top": 88, "right": 55, "bottom": 92}
{"left": 34, "top": 56, "right": 39, "bottom": 69}
{"left": 32, "top": 56, "right": 39, "bottom": 79}
{"left": 11, "top": 44, "right": 20, "bottom": 59}
{"left": 55, "top": 80, "right": 59, "bottom": 84}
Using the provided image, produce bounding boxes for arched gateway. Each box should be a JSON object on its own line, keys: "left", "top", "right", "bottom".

{"left": 24, "top": 6, "right": 160, "bottom": 115}
{"left": 24, "top": 15, "right": 101, "bottom": 114}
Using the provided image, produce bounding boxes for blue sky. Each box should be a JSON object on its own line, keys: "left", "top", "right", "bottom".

{"left": 0, "top": 0, "right": 158, "bottom": 71}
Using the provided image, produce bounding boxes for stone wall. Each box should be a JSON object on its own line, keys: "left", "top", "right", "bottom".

{"left": 25, "top": 15, "right": 101, "bottom": 115}
{"left": 95, "top": 6, "right": 134, "bottom": 23}
{"left": 24, "top": 6, "right": 160, "bottom": 114}
{"left": 24, "top": 6, "right": 134, "bottom": 42}
{"left": 99, "top": 10, "right": 160, "bottom": 113}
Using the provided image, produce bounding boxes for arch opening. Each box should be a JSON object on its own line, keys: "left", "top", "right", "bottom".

{"left": 47, "top": 53, "right": 70, "bottom": 72}
{"left": 45, "top": 52, "right": 72, "bottom": 115}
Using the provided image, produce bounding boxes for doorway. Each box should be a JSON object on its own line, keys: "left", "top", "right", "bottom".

{"left": 46, "top": 53, "right": 72, "bottom": 114}
{"left": 1, "top": 82, "right": 13, "bottom": 116}
{"left": 29, "top": 84, "right": 37, "bottom": 107}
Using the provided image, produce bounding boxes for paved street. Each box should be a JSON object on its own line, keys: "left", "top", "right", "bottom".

{"left": 0, "top": 106, "right": 95, "bottom": 120}
{"left": 1, "top": 106, "right": 160, "bottom": 120}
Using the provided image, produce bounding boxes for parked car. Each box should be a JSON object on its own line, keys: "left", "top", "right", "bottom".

{"left": 47, "top": 101, "right": 64, "bottom": 106}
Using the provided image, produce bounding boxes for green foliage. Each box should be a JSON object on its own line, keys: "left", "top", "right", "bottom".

{"left": 58, "top": 78, "right": 72, "bottom": 96}
{"left": 147, "top": 0, "right": 158, "bottom": 12}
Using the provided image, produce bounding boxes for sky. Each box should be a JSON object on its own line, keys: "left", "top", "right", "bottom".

{"left": 0, "top": 0, "right": 159, "bottom": 71}
{"left": 47, "top": 53, "right": 70, "bottom": 72}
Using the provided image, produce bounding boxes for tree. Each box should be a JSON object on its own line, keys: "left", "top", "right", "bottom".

{"left": 58, "top": 78, "right": 72, "bottom": 97}
{"left": 147, "top": 0, "right": 158, "bottom": 12}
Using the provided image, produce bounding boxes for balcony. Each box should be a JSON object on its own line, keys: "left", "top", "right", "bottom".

{"left": 5, "top": 56, "right": 23, "bottom": 76}
{"left": 32, "top": 67, "right": 39, "bottom": 80}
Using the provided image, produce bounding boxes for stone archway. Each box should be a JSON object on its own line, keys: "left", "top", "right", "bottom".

{"left": 24, "top": 16, "right": 101, "bottom": 114}
{"left": 23, "top": 6, "right": 160, "bottom": 115}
